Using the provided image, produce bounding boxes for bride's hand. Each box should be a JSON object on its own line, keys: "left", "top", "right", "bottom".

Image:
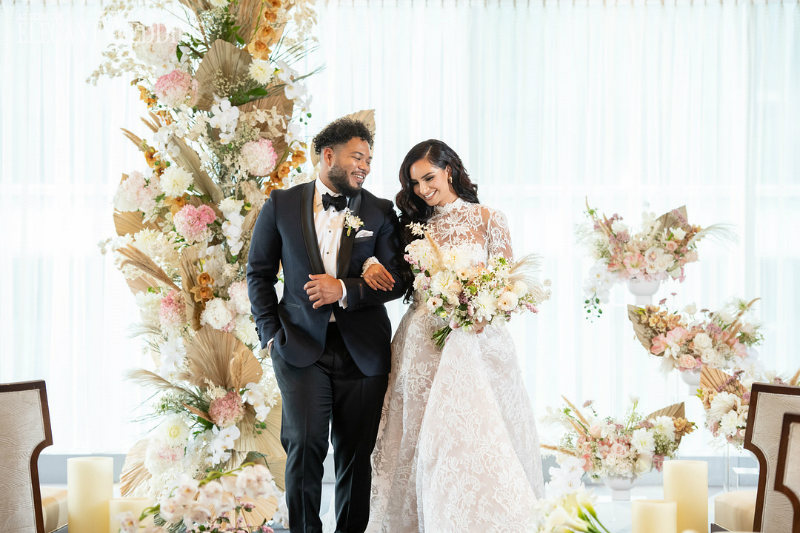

{"left": 363, "top": 263, "right": 395, "bottom": 291}
{"left": 473, "top": 318, "right": 488, "bottom": 334}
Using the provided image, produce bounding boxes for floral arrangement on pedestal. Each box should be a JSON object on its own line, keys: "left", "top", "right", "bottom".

{"left": 578, "top": 201, "right": 729, "bottom": 317}
{"left": 92, "top": 0, "right": 318, "bottom": 520}
{"left": 115, "top": 464, "right": 280, "bottom": 533}
{"left": 405, "top": 223, "right": 551, "bottom": 347}
{"left": 697, "top": 365, "right": 800, "bottom": 448}
{"left": 628, "top": 298, "right": 763, "bottom": 377}
{"left": 542, "top": 397, "right": 695, "bottom": 481}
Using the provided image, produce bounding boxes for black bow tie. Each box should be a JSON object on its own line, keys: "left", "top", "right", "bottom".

{"left": 322, "top": 192, "right": 347, "bottom": 212}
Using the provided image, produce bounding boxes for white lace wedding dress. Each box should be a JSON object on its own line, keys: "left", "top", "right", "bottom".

{"left": 366, "top": 198, "right": 544, "bottom": 532}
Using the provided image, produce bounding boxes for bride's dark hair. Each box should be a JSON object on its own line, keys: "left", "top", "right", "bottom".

{"left": 396, "top": 139, "right": 479, "bottom": 246}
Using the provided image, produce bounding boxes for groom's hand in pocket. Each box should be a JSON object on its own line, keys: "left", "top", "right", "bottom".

{"left": 305, "top": 274, "right": 344, "bottom": 309}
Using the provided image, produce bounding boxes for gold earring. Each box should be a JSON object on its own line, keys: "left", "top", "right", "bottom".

{"left": 448, "top": 176, "right": 453, "bottom": 183}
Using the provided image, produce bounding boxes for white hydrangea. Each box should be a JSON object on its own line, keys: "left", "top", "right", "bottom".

{"left": 719, "top": 410, "right": 741, "bottom": 437}
{"left": 135, "top": 291, "right": 163, "bottom": 329}
{"left": 160, "top": 165, "right": 194, "bottom": 197}
{"left": 200, "top": 298, "right": 234, "bottom": 330}
{"left": 233, "top": 315, "right": 259, "bottom": 347}
{"left": 227, "top": 280, "right": 251, "bottom": 315}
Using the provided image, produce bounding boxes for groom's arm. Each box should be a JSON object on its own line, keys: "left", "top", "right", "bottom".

{"left": 341, "top": 205, "right": 408, "bottom": 310}
{"left": 247, "top": 194, "right": 283, "bottom": 348}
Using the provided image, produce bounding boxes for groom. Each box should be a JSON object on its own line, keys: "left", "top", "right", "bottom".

{"left": 247, "top": 118, "right": 407, "bottom": 533}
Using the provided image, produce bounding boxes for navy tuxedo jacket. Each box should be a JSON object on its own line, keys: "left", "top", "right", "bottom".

{"left": 247, "top": 180, "right": 407, "bottom": 376}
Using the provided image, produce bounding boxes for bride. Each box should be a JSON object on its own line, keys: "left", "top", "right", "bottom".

{"left": 363, "top": 139, "right": 544, "bottom": 531}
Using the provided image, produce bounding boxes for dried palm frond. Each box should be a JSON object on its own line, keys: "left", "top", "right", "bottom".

{"left": 170, "top": 135, "right": 223, "bottom": 204}
{"left": 120, "top": 128, "right": 146, "bottom": 150}
{"left": 113, "top": 208, "right": 157, "bottom": 237}
{"left": 790, "top": 368, "right": 800, "bottom": 387}
{"left": 179, "top": 245, "right": 203, "bottom": 330}
{"left": 646, "top": 402, "right": 685, "bottom": 421}
{"left": 230, "top": 406, "right": 286, "bottom": 491}
{"left": 195, "top": 39, "right": 253, "bottom": 111}
{"left": 653, "top": 206, "right": 689, "bottom": 235}
{"left": 238, "top": 495, "right": 279, "bottom": 527}
{"left": 700, "top": 366, "right": 746, "bottom": 396}
{"left": 127, "top": 368, "right": 193, "bottom": 396}
{"left": 118, "top": 245, "right": 181, "bottom": 292}
{"left": 310, "top": 109, "right": 375, "bottom": 166}
{"left": 628, "top": 305, "right": 653, "bottom": 352}
{"left": 120, "top": 439, "right": 151, "bottom": 496}
{"left": 230, "top": 0, "right": 262, "bottom": 43}
{"left": 180, "top": 328, "right": 259, "bottom": 390}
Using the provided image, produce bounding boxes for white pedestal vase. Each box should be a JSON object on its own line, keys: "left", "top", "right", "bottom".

{"left": 602, "top": 475, "right": 637, "bottom": 501}
{"left": 680, "top": 368, "right": 701, "bottom": 396}
{"left": 627, "top": 278, "right": 660, "bottom": 306}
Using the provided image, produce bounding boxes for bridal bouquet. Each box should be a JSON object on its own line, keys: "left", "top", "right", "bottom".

{"left": 697, "top": 365, "right": 800, "bottom": 448}
{"left": 405, "top": 223, "right": 551, "bottom": 348}
{"left": 532, "top": 458, "right": 611, "bottom": 533}
{"left": 579, "top": 202, "right": 728, "bottom": 317}
{"left": 92, "top": 0, "right": 318, "bottom": 515}
{"left": 115, "top": 464, "right": 281, "bottom": 533}
{"left": 543, "top": 398, "right": 695, "bottom": 479}
{"left": 628, "top": 298, "right": 763, "bottom": 375}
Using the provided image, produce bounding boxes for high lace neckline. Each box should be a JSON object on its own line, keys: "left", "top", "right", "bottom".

{"left": 433, "top": 196, "right": 466, "bottom": 215}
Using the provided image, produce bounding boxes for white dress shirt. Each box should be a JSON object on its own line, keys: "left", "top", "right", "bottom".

{"left": 313, "top": 179, "right": 349, "bottom": 315}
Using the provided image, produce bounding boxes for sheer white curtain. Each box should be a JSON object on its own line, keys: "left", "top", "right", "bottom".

{"left": 2, "top": 0, "right": 798, "bottom": 453}
{"left": 1, "top": 0, "right": 151, "bottom": 452}
{"left": 306, "top": 0, "right": 800, "bottom": 448}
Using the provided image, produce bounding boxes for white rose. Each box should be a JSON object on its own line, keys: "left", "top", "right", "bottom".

{"left": 719, "top": 410, "right": 741, "bottom": 437}
{"left": 684, "top": 303, "right": 697, "bottom": 315}
{"left": 693, "top": 332, "right": 713, "bottom": 350}
{"left": 672, "top": 227, "right": 687, "bottom": 240}
{"left": 634, "top": 454, "right": 653, "bottom": 475}
{"left": 497, "top": 291, "right": 519, "bottom": 312}
{"left": 611, "top": 220, "right": 627, "bottom": 235}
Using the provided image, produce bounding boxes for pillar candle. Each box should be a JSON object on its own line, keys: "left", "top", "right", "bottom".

{"left": 632, "top": 500, "right": 677, "bottom": 533}
{"left": 108, "top": 497, "right": 152, "bottom": 533}
{"left": 663, "top": 460, "right": 708, "bottom": 533}
{"left": 67, "top": 456, "right": 114, "bottom": 533}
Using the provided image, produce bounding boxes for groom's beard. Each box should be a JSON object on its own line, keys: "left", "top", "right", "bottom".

{"left": 328, "top": 164, "right": 362, "bottom": 197}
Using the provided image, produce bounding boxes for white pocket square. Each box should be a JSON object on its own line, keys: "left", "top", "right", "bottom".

{"left": 354, "top": 229, "right": 374, "bottom": 239}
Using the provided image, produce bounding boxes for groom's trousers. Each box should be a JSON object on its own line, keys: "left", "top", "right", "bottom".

{"left": 271, "top": 322, "right": 388, "bottom": 533}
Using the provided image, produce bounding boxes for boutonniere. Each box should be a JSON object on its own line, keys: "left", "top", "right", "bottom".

{"left": 343, "top": 209, "right": 364, "bottom": 237}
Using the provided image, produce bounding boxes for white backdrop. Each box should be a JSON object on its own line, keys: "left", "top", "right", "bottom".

{"left": 1, "top": 0, "right": 798, "bottom": 453}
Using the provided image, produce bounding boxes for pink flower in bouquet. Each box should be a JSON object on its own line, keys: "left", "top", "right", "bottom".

{"left": 733, "top": 341, "right": 748, "bottom": 358}
{"left": 174, "top": 204, "right": 216, "bottom": 243}
{"left": 154, "top": 69, "right": 197, "bottom": 107}
{"left": 159, "top": 289, "right": 186, "bottom": 329}
{"left": 589, "top": 424, "right": 603, "bottom": 439}
{"left": 114, "top": 170, "right": 161, "bottom": 213}
{"left": 678, "top": 354, "right": 698, "bottom": 370}
{"left": 240, "top": 138, "right": 278, "bottom": 177}
{"left": 653, "top": 454, "right": 665, "bottom": 471}
{"left": 650, "top": 334, "right": 668, "bottom": 355}
{"left": 623, "top": 252, "right": 645, "bottom": 276}
{"left": 209, "top": 390, "right": 245, "bottom": 428}
{"left": 666, "top": 326, "right": 689, "bottom": 345}
{"left": 582, "top": 454, "right": 593, "bottom": 471}
{"left": 684, "top": 250, "right": 699, "bottom": 263}
{"left": 665, "top": 241, "right": 679, "bottom": 252}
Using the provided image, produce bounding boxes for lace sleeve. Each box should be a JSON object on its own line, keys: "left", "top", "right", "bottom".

{"left": 485, "top": 208, "right": 513, "bottom": 260}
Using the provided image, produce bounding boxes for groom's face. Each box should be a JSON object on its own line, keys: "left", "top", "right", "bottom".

{"left": 325, "top": 137, "right": 372, "bottom": 197}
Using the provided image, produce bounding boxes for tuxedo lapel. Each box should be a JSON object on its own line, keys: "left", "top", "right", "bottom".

{"left": 300, "top": 181, "right": 325, "bottom": 275}
{"left": 336, "top": 191, "right": 362, "bottom": 278}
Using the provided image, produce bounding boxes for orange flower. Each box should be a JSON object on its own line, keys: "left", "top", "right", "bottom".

{"left": 290, "top": 150, "right": 306, "bottom": 166}
{"left": 262, "top": 10, "right": 278, "bottom": 23}
{"left": 197, "top": 272, "right": 214, "bottom": 286}
{"left": 165, "top": 194, "right": 189, "bottom": 215}
{"left": 137, "top": 85, "right": 157, "bottom": 108}
{"left": 190, "top": 285, "right": 214, "bottom": 302}
{"left": 276, "top": 161, "right": 292, "bottom": 179}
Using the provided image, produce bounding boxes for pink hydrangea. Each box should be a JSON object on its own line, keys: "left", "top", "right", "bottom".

{"left": 154, "top": 69, "right": 197, "bottom": 108}
{"left": 209, "top": 390, "right": 245, "bottom": 428}
{"left": 114, "top": 170, "right": 161, "bottom": 213}
{"left": 159, "top": 289, "right": 186, "bottom": 329}
{"left": 174, "top": 204, "right": 216, "bottom": 243}
{"left": 240, "top": 138, "right": 278, "bottom": 177}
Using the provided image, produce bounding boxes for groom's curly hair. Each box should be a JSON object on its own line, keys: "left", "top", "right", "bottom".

{"left": 312, "top": 118, "right": 374, "bottom": 155}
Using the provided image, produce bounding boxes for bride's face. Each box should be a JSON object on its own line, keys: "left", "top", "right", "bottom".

{"left": 409, "top": 158, "right": 458, "bottom": 207}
